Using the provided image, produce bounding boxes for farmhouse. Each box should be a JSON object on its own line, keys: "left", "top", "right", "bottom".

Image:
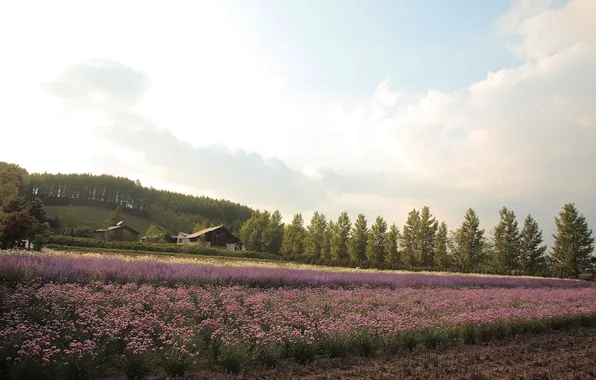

{"left": 178, "top": 225, "right": 241, "bottom": 251}
{"left": 94, "top": 222, "right": 140, "bottom": 242}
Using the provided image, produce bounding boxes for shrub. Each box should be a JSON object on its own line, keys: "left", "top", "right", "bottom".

{"left": 217, "top": 344, "right": 250, "bottom": 373}
{"left": 47, "top": 235, "right": 283, "bottom": 261}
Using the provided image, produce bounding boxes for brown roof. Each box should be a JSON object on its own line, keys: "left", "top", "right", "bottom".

{"left": 184, "top": 225, "right": 224, "bottom": 239}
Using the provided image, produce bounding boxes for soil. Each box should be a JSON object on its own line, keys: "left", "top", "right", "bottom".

{"left": 200, "top": 327, "right": 596, "bottom": 380}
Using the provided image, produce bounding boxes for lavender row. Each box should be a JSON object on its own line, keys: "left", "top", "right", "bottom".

{"left": 0, "top": 252, "right": 592, "bottom": 288}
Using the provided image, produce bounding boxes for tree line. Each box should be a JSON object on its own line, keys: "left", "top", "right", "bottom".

{"left": 27, "top": 172, "right": 255, "bottom": 233}
{"left": 240, "top": 205, "right": 595, "bottom": 279}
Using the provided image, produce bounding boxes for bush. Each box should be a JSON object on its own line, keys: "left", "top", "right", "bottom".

{"left": 47, "top": 235, "right": 283, "bottom": 261}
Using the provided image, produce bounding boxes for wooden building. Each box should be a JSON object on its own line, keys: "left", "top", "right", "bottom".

{"left": 178, "top": 225, "right": 241, "bottom": 250}
{"left": 94, "top": 222, "right": 140, "bottom": 242}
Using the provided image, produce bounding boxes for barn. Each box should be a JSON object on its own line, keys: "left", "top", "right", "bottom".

{"left": 94, "top": 222, "right": 140, "bottom": 242}
{"left": 178, "top": 225, "right": 241, "bottom": 250}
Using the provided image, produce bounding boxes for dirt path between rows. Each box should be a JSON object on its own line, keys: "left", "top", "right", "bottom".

{"left": 202, "top": 326, "right": 596, "bottom": 379}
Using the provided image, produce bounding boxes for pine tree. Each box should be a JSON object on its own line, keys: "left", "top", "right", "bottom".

{"left": 281, "top": 213, "right": 306, "bottom": 257}
{"left": 417, "top": 206, "right": 438, "bottom": 267}
{"left": 321, "top": 220, "right": 334, "bottom": 261}
{"left": 401, "top": 209, "right": 420, "bottom": 267}
{"left": 304, "top": 211, "right": 327, "bottom": 258}
{"left": 348, "top": 213, "right": 369, "bottom": 265}
{"left": 366, "top": 216, "right": 387, "bottom": 267}
{"left": 550, "top": 203, "right": 595, "bottom": 278}
{"left": 385, "top": 223, "right": 401, "bottom": 267}
{"left": 262, "top": 210, "right": 284, "bottom": 254}
{"left": 434, "top": 221, "right": 450, "bottom": 270}
{"left": 520, "top": 214, "right": 548, "bottom": 276}
{"left": 492, "top": 207, "right": 522, "bottom": 275}
{"left": 330, "top": 212, "right": 351, "bottom": 262}
{"left": 453, "top": 208, "right": 486, "bottom": 273}
{"left": 104, "top": 206, "right": 125, "bottom": 227}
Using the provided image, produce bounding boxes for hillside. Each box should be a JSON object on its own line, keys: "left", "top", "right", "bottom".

{"left": 26, "top": 171, "right": 255, "bottom": 233}
{"left": 45, "top": 205, "right": 153, "bottom": 235}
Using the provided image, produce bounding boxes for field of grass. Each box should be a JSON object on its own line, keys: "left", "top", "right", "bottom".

{"left": 45, "top": 205, "right": 152, "bottom": 234}
{"left": 1, "top": 249, "right": 595, "bottom": 379}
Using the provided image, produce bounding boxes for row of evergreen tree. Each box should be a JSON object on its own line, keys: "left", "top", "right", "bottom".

{"left": 240, "top": 204, "right": 595, "bottom": 279}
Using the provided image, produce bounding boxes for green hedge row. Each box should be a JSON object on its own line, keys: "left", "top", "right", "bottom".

{"left": 46, "top": 235, "right": 283, "bottom": 261}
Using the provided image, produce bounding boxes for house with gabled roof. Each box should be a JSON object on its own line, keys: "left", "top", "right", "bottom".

{"left": 178, "top": 225, "right": 241, "bottom": 251}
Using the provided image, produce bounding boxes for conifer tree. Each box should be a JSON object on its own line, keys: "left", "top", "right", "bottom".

{"left": 330, "top": 212, "right": 351, "bottom": 262}
{"left": 434, "top": 221, "right": 450, "bottom": 270}
{"left": 385, "top": 223, "right": 401, "bottom": 267}
{"left": 321, "top": 220, "right": 334, "bottom": 261}
{"left": 492, "top": 207, "right": 522, "bottom": 274}
{"left": 281, "top": 213, "right": 306, "bottom": 257}
{"left": 417, "top": 206, "right": 438, "bottom": 267}
{"left": 520, "top": 214, "right": 548, "bottom": 276}
{"left": 401, "top": 209, "right": 420, "bottom": 267}
{"left": 304, "top": 211, "right": 327, "bottom": 258}
{"left": 550, "top": 203, "right": 595, "bottom": 278}
{"left": 452, "top": 208, "right": 486, "bottom": 273}
{"left": 348, "top": 213, "right": 369, "bottom": 264}
{"left": 262, "top": 210, "right": 284, "bottom": 254}
{"left": 366, "top": 216, "right": 387, "bottom": 266}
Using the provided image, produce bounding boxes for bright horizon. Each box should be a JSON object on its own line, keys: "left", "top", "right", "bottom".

{"left": 1, "top": 0, "right": 595, "bottom": 243}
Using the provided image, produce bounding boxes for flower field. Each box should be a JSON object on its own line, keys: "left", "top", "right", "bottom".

{"left": 1, "top": 250, "right": 596, "bottom": 378}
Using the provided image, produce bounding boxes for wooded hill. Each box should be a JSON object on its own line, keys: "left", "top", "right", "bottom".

{"left": 2, "top": 163, "right": 254, "bottom": 234}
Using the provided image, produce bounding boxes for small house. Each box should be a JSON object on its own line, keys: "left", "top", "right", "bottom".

{"left": 94, "top": 222, "right": 140, "bottom": 242}
{"left": 178, "top": 225, "right": 241, "bottom": 250}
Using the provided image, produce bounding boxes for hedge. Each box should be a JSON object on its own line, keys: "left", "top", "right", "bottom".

{"left": 46, "top": 235, "right": 283, "bottom": 261}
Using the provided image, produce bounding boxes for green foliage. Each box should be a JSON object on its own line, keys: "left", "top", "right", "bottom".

{"left": 0, "top": 210, "right": 37, "bottom": 249}
{"left": 492, "top": 207, "right": 522, "bottom": 275}
{"left": 144, "top": 224, "right": 167, "bottom": 243}
{"left": 46, "top": 235, "right": 283, "bottom": 261}
{"left": 330, "top": 212, "right": 351, "bottom": 262}
{"left": 193, "top": 221, "right": 207, "bottom": 233}
{"left": 104, "top": 206, "right": 125, "bottom": 227}
{"left": 217, "top": 344, "right": 250, "bottom": 373}
{"left": 520, "top": 214, "right": 548, "bottom": 276}
{"left": 320, "top": 220, "right": 334, "bottom": 261}
{"left": 384, "top": 223, "right": 401, "bottom": 267}
{"left": 550, "top": 203, "right": 595, "bottom": 278}
{"left": 47, "top": 205, "right": 151, "bottom": 236}
{"left": 73, "top": 225, "right": 95, "bottom": 238}
{"left": 417, "top": 206, "right": 438, "bottom": 267}
{"left": 262, "top": 210, "right": 284, "bottom": 254}
{"left": 434, "top": 221, "right": 450, "bottom": 270}
{"left": 304, "top": 211, "right": 327, "bottom": 258}
{"left": 366, "top": 216, "right": 387, "bottom": 267}
{"left": 401, "top": 209, "right": 420, "bottom": 266}
{"left": 349, "top": 213, "right": 369, "bottom": 265}
{"left": 281, "top": 213, "right": 306, "bottom": 256}
{"left": 452, "top": 208, "right": 486, "bottom": 272}
{"left": 240, "top": 210, "right": 270, "bottom": 252}
{"left": 28, "top": 172, "right": 253, "bottom": 233}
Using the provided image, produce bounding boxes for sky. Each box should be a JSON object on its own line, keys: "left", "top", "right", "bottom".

{"left": 1, "top": 0, "right": 595, "bottom": 244}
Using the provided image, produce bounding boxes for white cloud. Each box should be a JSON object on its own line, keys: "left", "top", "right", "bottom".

{"left": 0, "top": 0, "right": 595, "bottom": 244}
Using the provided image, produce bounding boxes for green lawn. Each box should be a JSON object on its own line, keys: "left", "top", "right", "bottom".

{"left": 45, "top": 205, "right": 152, "bottom": 234}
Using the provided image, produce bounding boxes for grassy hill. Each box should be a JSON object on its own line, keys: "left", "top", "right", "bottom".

{"left": 45, "top": 205, "right": 152, "bottom": 234}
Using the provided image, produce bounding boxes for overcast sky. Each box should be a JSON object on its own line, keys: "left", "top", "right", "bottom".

{"left": 1, "top": 0, "right": 595, "bottom": 244}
